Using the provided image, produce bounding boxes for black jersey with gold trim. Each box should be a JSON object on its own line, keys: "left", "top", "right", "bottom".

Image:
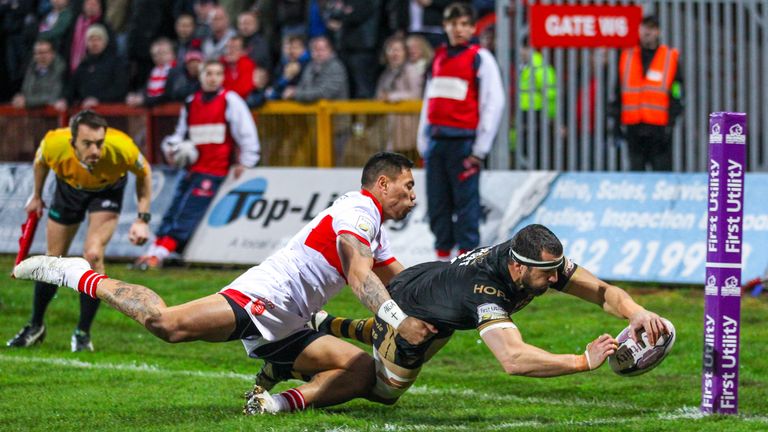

{"left": 388, "top": 241, "right": 578, "bottom": 333}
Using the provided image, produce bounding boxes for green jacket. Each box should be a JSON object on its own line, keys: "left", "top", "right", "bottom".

{"left": 519, "top": 51, "right": 557, "bottom": 118}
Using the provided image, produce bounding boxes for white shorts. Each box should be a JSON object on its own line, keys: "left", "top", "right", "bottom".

{"left": 219, "top": 264, "right": 311, "bottom": 355}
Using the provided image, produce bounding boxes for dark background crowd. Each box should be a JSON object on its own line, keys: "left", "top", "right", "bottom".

{"left": 0, "top": 0, "right": 498, "bottom": 110}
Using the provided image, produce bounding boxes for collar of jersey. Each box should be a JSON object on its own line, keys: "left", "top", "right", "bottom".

{"left": 360, "top": 189, "right": 383, "bottom": 218}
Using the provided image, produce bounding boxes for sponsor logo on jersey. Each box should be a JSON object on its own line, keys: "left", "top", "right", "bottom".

{"left": 477, "top": 303, "right": 509, "bottom": 322}
{"left": 473, "top": 284, "right": 509, "bottom": 302}
{"left": 356, "top": 215, "right": 374, "bottom": 233}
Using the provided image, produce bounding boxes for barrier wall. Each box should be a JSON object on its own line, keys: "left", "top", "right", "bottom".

{"left": 1, "top": 163, "right": 767, "bottom": 284}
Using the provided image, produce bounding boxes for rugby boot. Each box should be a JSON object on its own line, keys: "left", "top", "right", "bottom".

{"left": 13, "top": 256, "right": 90, "bottom": 288}
{"left": 6, "top": 324, "right": 46, "bottom": 347}
{"left": 71, "top": 329, "right": 94, "bottom": 352}
{"left": 133, "top": 255, "right": 162, "bottom": 271}
{"left": 243, "top": 384, "right": 279, "bottom": 415}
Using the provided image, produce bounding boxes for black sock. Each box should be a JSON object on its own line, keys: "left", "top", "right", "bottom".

{"left": 30, "top": 282, "right": 58, "bottom": 326}
{"left": 76, "top": 293, "right": 100, "bottom": 333}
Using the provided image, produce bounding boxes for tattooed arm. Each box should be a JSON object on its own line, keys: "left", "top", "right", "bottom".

{"left": 337, "top": 233, "right": 436, "bottom": 344}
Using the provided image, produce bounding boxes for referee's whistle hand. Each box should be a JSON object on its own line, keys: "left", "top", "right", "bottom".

{"left": 397, "top": 317, "right": 438, "bottom": 345}
{"left": 128, "top": 221, "right": 150, "bottom": 246}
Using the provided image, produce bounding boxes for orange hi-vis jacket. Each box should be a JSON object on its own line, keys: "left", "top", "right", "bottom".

{"left": 619, "top": 44, "right": 679, "bottom": 126}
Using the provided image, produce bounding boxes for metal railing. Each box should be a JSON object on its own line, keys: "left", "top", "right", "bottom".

{"left": 0, "top": 100, "right": 423, "bottom": 167}
{"left": 510, "top": 0, "right": 768, "bottom": 172}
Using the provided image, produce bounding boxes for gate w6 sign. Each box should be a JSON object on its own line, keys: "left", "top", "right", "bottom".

{"left": 529, "top": 5, "right": 642, "bottom": 48}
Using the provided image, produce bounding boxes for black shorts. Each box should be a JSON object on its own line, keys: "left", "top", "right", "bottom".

{"left": 221, "top": 293, "right": 324, "bottom": 380}
{"left": 48, "top": 176, "right": 127, "bottom": 225}
{"left": 372, "top": 316, "right": 453, "bottom": 369}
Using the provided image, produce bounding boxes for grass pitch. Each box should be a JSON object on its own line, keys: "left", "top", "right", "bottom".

{"left": 1, "top": 255, "right": 766, "bottom": 431}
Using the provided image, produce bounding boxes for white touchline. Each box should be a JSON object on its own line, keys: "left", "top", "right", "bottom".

{"left": 3, "top": 354, "right": 768, "bottom": 427}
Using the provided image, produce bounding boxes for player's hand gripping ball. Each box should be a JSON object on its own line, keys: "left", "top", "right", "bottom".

{"left": 608, "top": 318, "right": 676, "bottom": 376}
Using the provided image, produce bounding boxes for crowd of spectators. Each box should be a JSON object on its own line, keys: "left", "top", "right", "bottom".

{"left": 0, "top": 0, "right": 496, "bottom": 111}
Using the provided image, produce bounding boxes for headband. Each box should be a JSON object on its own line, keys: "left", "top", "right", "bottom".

{"left": 510, "top": 249, "right": 564, "bottom": 270}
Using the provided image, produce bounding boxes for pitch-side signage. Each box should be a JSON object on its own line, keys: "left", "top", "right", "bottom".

{"left": 529, "top": 5, "right": 642, "bottom": 48}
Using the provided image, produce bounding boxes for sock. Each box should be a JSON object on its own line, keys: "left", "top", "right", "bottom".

{"left": 436, "top": 249, "right": 452, "bottom": 262}
{"left": 274, "top": 388, "right": 306, "bottom": 412}
{"left": 146, "top": 243, "right": 171, "bottom": 260}
{"left": 76, "top": 293, "right": 101, "bottom": 333}
{"left": 30, "top": 282, "right": 58, "bottom": 326}
{"left": 328, "top": 316, "right": 374, "bottom": 345}
{"left": 155, "top": 236, "right": 178, "bottom": 255}
{"left": 75, "top": 270, "right": 108, "bottom": 299}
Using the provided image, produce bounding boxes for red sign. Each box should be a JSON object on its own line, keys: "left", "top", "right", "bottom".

{"left": 529, "top": 5, "right": 642, "bottom": 48}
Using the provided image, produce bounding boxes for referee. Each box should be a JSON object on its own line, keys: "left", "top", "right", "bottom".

{"left": 7, "top": 110, "right": 153, "bottom": 352}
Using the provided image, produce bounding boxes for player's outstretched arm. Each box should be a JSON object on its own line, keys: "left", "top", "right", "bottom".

{"left": 563, "top": 267, "right": 669, "bottom": 345}
{"left": 481, "top": 326, "right": 617, "bottom": 377}
{"left": 337, "top": 233, "right": 436, "bottom": 344}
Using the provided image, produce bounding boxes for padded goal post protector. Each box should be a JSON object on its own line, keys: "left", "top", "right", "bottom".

{"left": 702, "top": 112, "right": 745, "bottom": 415}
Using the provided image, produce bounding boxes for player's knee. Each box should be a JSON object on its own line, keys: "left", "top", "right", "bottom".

{"left": 345, "top": 352, "right": 376, "bottom": 392}
{"left": 82, "top": 249, "right": 104, "bottom": 266}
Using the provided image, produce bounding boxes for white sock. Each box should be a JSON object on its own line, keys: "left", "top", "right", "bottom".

{"left": 147, "top": 244, "right": 170, "bottom": 260}
{"left": 63, "top": 264, "right": 92, "bottom": 289}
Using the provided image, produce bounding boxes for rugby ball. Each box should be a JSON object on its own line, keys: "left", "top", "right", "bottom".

{"left": 608, "top": 318, "right": 676, "bottom": 376}
{"left": 170, "top": 139, "right": 199, "bottom": 168}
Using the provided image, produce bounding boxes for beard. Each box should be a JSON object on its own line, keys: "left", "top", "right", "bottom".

{"left": 520, "top": 273, "right": 549, "bottom": 297}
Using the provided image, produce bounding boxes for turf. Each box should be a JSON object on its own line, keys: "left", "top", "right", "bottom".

{"left": 1, "top": 255, "right": 766, "bottom": 431}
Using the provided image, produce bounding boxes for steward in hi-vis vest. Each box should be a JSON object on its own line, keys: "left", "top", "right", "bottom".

{"left": 611, "top": 15, "right": 683, "bottom": 172}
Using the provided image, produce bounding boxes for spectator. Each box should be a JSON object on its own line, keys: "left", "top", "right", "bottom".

{"left": 283, "top": 35, "right": 348, "bottom": 102}
{"left": 1, "top": 0, "right": 39, "bottom": 96}
{"left": 375, "top": 35, "right": 424, "bottom": 156}
{"left": 105, "top": 0, "right": 130, "bottom": 56}
{"left": 274, "top": 0, "right": 308, "bottom": 38}
{"left": 518, "top": 39, "right": 557, "bottom": 149}
{"left": 405, "top": 33, "right": 433, "bottom": 77}
{"left": 59, "top": 24, "right": 128, "bottom": 110}
{"left": 221, "top": 35, "right": 256, "bottom": 98}
{"left": 408, "top": 0, "right": 469, "bottom": 47}
{"left": 135, "top": 60, "right": 260, "bottom": 270}
{"left": 125, "top": 0, "right": 175, "bottom": 90}
{"left": 220, "top": 0, "right": 256, "bottom": 27}
{"left": 236, "top": 10, "right": 271, "bottom": 72}
{"left": 174, "top": 13, "right": 202, "bottom": 62}
{"left": 65, "top": 0, "right": 112, "bottom": 74}
{"left": 266, "top": 33, "right": 308, "bottom": 100}
{"left": 201, "top": 6, "right": 236, "bottom": 60}
{"left": 417, "top": 3, "right": 504, "bottom": 261}
{"left": 38, "top": 0, "right": 75, "bottom": 52}
{"left": 324, "top": 0, "right": 381, "bottom": 99}
{"left": 192, "top": 0, "right": 215, "bottom": 39}
{"left": 12, "top": 39, "right": 66, "bottom": 109}
{"left": 126, "top": 38, "right": 177, "bottom": 107}
{"left": 611, "top": 15, "right": 683, "bottom": 171}
{"left": 245, "top": 67, "right": 269, "bottom": 108}
{"left": 163, "top": 50, "right": 203, "bottom": 102}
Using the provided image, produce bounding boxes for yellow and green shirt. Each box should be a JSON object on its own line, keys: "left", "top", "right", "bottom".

{"left": 35, "top": 127, "right": 149, "bottom": 191}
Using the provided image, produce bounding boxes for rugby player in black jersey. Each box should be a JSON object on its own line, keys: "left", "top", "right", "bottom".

{"left": 279, "top": 223, "right": 670, "bottom": 403}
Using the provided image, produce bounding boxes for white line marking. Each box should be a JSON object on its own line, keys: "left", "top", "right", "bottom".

{"left": 0, "top": 354, "right": 254, "bottom": 381}
{"left": 4, "top": 354, "right": 768, "bottom": 428}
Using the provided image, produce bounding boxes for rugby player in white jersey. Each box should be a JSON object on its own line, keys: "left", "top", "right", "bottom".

{"left": 14, "top": 152, "right": 437, "bottom": 414}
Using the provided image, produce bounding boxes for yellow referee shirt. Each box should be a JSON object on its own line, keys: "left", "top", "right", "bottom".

{"left": 35, "top": 127, "right": 150, "bottom": 191}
